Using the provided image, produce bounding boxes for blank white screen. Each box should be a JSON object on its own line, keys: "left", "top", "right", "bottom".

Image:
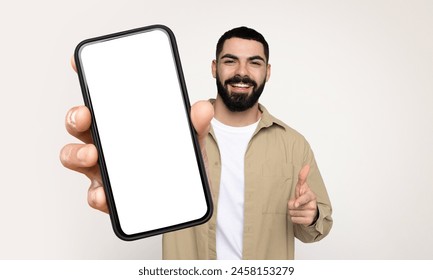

{"left": 79, "top": 28, "right": 208, "bottom": 236}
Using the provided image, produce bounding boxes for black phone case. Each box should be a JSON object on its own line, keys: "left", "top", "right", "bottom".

{"left": 74, "top": 24, "right": 213, "bottom": 241}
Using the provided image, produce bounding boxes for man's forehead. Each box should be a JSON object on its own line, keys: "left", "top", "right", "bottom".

{"left": 220, "top": 38, "right": 266, "bottom": 59}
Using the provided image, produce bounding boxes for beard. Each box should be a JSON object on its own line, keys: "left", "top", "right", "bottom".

{"left": 216, "top": 73, "right": 266, "bottom": 112}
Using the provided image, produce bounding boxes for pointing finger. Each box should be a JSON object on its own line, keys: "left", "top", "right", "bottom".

{"left": 295, "top": 165, "right": 310, "bottom": 198}
{"left": 297, "top": 165, "right": 310, "bottom": 186}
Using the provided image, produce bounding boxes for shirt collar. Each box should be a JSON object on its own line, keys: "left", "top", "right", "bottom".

{"left": 256, "top": 103, "right": 286, "bottom": 130}
{"left": 207, "top": 98, "right": 286, "bottom": 138}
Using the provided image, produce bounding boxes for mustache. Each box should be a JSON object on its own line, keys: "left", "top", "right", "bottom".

{"left": 224, "top": 75, "right": 257, "bottom": 87}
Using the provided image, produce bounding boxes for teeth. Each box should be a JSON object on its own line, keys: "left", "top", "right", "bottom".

{"left": 232, "top": 83, "right": 250, "bottom": 88}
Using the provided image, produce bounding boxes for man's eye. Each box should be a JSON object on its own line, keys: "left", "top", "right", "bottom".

{"left": 223, "top": 60, "right": 235, "bottom": 64}
{"left": 251, "top": 61, "right": 262, "bottom": 66}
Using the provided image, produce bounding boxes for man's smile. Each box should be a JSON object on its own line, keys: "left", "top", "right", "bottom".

{"left": 228, "top": 82, "right": 253, "bottom": 94}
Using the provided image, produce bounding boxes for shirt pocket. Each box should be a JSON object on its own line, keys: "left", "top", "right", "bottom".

{"left": 260, "top": 161, "right": 294, "bottom": 214}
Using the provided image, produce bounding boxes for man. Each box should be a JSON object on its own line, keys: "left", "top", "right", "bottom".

{"left": 61, "top": 26, "right": 332, "bottom": 259}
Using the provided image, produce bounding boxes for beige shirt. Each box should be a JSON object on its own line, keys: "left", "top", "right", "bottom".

{"left": 163, "top": 103, "right": 333, "bottom": 259}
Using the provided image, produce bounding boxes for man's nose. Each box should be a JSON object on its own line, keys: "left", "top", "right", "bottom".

{"left": 235, "top": 61, "right": 249, "bottom": 77}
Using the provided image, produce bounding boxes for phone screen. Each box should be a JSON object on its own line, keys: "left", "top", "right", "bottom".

{"left": 74, "top": 25, "right": 212, "bottom": 240}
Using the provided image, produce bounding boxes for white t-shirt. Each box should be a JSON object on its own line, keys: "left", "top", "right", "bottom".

{"left": 211, "top": 117, "right": 259, "bottom": 260}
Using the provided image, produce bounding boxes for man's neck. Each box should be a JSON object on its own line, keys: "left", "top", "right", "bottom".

{"left": 213, "top": 96, "right": 262, "bottom": 127}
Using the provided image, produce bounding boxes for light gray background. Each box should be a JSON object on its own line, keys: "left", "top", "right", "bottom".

{"left": 0, "top": 0, "right": 432, "bottom": 259}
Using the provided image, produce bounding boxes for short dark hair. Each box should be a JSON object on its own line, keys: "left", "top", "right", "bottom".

{"left": 216, "top": 26, "right": 269, "bottom": 63}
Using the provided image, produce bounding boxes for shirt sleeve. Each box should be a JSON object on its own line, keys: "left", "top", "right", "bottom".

{"left": 292, "top": 138, "right": 333, "bottom": 243}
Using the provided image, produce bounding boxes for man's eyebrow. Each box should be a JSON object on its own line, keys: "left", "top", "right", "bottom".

{"left": 220, "top": 54, "right": 239, "bottom": 60}
{"left": 220, "top": 54, "right": 266, "bottom": 63}
{"left": 248, "top": 55, "right": 266, "bottom": 62}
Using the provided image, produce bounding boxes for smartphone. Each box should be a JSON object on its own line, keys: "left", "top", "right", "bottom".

{"left": 74, "top": 25, "right": 213, "bottom": 241}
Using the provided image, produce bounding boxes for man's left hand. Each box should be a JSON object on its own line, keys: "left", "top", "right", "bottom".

{"left": 288, "top": 165, "right": 318, "bottom": 226}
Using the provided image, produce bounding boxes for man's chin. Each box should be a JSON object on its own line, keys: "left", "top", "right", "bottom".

{"left": 223, "top": 97, "right": 255, "bottom": 112}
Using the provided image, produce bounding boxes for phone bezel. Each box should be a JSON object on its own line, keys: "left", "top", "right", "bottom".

{"left": 74, "top": 24, "right": 213, "bottom": 241}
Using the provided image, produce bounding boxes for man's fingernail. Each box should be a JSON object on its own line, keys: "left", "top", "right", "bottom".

{"left": 77, "top": 146, "right": 87, "bottom": 162}
{"left": 68, "top": 109, "right": 77, "bottom": 126}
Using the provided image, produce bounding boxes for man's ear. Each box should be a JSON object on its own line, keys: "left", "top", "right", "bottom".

{"left": 211, "top": 59, "right": 217, "bottom": 78}
{"left": 266, "top": 63, "right": 271, "bottom": 82}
